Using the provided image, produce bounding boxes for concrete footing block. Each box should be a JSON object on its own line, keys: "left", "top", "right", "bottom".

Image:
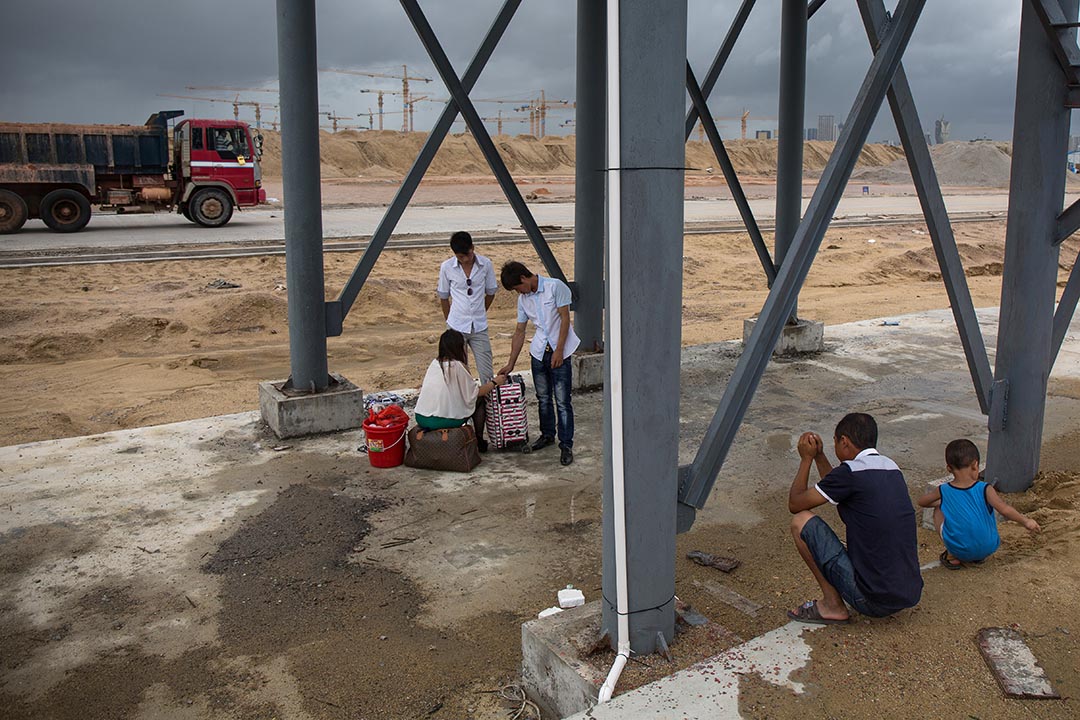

{"left": 571, "top": 352, "right": 603, "bottom": 391}
{"left": 743, "top": 318, "right": 825, "bottom": 355}
{"left": 522, "top": 601, "right": 606, "bottom": 719}
{"left": 258, "top": 373, "right": 364, "bottom": 439}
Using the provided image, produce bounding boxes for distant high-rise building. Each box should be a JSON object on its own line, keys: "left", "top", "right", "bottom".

{"left": 805, "top": 127, "right": 818, "bottom": 141}
{"left": 1070, "top": 135, "right": 1080, "bottom": 152}
{"left": 755, "top": 130, "right": 772, "bottom": 140}
{"left": 817, "top": 114, "right": 837, "bottom": 142}
{"left": 934, "top": 116, "right": 950, "bottom": 144}
{"left": 925, "top": 132, "right": 934, "bottom": 147}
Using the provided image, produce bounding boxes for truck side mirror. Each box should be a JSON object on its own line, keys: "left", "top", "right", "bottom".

{"left": 255, "top": 134, "right": 264, "bottom": 159}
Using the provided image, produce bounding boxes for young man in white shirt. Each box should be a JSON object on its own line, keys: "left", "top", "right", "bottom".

{"left": 437, "top": 231, "right": 498, "bottom": 381}
{"left": 438, "top": 232, "right": 499, "bottom": 446}
{"left": 498, "top": 261, "right": 580, "bottom": 466}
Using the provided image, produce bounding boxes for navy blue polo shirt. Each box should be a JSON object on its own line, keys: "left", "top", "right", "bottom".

{"left": 816, "top": 449, "right": 923, "bottom": 612}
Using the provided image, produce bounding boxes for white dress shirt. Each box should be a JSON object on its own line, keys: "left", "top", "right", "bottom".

{"left": 437, "top": 253, "right": 498, "bottom": 333}
{"left": 516, "top": 275, "right": 580, "bottom": 361}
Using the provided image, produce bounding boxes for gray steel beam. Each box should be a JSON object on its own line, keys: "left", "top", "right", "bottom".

{"left": 776, "top": 0, "right": 808, "bottom": 320}
{"left": 1052, "top": 245, "right": 1080, "bottom": 363}
{"left": 684, "top": 0, "right": 756, "bottom": 141}
{"left": 601, "top": 0, "right": 686, "bottom": 654}
{"left": 1055, "top": 197, "right": 1080, "bottom": 245}
{"left": 986, "top": 0, "right": 1076, "bottom": 493}
{"left": 574, "top": 0, "right": 606, "bottom": 351}
{"left": 1027, "top": 0, "right": 1080, "bottom": 81}
{"left": 400, "top": 0, "right": 567, "bottom": 287}
{"left": 857, "top": 0, "right": 994, "bottom": 414}
{"left": 686, "top": 64, "right": 776, "bottom": 284}
{"left": 334, "top": 0, "right": 521, "bottom": 325}
{"left": 275, "top": 0, "right": 329, "bottom": 391}
{"left": 679, "top": 0, "right": 927, "bottom": 513}
{"left": 808, "top": 0, "right": 829, "bottom": 19}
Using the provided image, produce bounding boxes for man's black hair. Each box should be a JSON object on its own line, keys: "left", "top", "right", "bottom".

{"left": 450, "top": 231, "right": 473, "bottom": 255}
{"left": 500, "top": 260, "right": 533, "bottom": 290}
{"left": 834, "top": 412, "right": 877, "bottom": 451}
{"left": 945, "top": 438, "right": 980, "bottom": 469}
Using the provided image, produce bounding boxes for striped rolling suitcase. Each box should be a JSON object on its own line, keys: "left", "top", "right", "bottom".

{"left": 485, "top": 374, "right": 531, "bottom": 452}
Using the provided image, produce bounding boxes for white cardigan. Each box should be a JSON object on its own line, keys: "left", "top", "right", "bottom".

{"left": 414, "top": 359, "right": 479, "bottom": 419}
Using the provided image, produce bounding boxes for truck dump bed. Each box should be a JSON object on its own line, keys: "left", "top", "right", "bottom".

{"left": 0, "top": 120, "right": 170, "bottom": 176}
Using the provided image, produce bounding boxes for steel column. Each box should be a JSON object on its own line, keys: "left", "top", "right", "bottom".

{"left": 807, "top": 0, "right": 829, "bottom": 19}
{"left": 401, "top": 0, "right": 567, "bottom": 287}
{"left": 574, "top": 0, "right": 606, "bottom": 350}
{"left": 683, "top": 0, "right": 756, "bottom": 140}
{"left": 601, "top": 0, "right": 686, "bottom": 653}
{"left": 333, "top": 0, "right": 522, "bottom": 324}
{"left": 986, "top": 0, "right": 1076, "bottom": 493}
{"left": 275, "top": 0, "right": 329, "bottom": 391}
{"left": 679, "top": 0, "right": 927, "bottom": 514}
{"left": 775, "top": 0, "right": 808, "bottom": 320}
{"left": 857, "top": 0, "right": 994, "bottom": 413}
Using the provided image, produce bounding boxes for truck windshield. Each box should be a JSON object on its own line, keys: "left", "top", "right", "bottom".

{"left": 212, "top": 128, "right": 251, "bottom": 160}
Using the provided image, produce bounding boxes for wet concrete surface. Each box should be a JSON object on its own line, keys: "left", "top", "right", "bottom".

{"left": 0, "top": 307, "right": 1077, "bottom": 718}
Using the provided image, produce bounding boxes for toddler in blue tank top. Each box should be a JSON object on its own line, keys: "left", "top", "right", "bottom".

{"left": 917, "top": 439, "right": 1040, "bottom": 568}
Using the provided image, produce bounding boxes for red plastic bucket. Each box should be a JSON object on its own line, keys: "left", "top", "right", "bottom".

{"left": 362, "top": 420, "right": 408, "bottom": 468}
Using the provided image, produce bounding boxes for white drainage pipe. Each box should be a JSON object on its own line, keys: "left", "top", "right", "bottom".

{"left": 598, "top": 0, "right": 630, "bottom": 704}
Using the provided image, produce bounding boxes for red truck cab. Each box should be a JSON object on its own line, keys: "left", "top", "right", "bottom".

{"left": 176, "top": 119, "right": 266, "bottom": 226}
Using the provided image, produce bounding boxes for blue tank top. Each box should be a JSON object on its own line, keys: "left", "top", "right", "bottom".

{"left": 940, "top": 481, "right": 999, "bottom": 562}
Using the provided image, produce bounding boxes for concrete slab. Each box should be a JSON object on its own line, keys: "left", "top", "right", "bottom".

{"left": 2, "top": 306, "right": 1078, "bottom": 717}
{"left": 566, "top": 621, "right": 826, "bottom": 719}
{"left": 743, "top": 317, "right": 825, "bottom": 355}
{"left": 258, "top": 372, "right": 364, "bottom": 438}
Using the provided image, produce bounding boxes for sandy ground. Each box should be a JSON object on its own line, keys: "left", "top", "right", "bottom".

{"left": 1, "top": 185, "right": 1079, "bottom": 719}
{"left": 2, "top": 217, "right": 1069, "bottom": 447}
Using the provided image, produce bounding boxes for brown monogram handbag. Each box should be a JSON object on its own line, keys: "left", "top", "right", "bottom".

{"left": 404, "top": 424, "right": 482, "bottom": 472}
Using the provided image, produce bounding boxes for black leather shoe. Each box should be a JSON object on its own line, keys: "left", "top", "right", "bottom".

{"left": 477, "top": 438, "right": 489, "bottom": 453}
{"left": 531, "top": 435, "right": 555, "bottom": 451}
{"left": 560, "top": 446, "right": 573, "bottom": 466}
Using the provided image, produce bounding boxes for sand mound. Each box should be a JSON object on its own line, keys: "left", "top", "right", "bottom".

{"left": 200, "top": 293, "right": 288, "bottom": 334}
{"left": 103, "top": 316, "right": 188, "bottom": 344}
{"left": 259, "top": 131, "right": 907, "bottom": 179}
{"left": 876, "top": 243, "right": 1005, "bottom": 281}
{"left": 849, "top": 141, "right": 1075, "bottom": 188}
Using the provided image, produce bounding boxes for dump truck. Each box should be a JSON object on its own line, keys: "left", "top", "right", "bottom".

{"left": 0, "top": 111, "right": 266, "bottom": 234}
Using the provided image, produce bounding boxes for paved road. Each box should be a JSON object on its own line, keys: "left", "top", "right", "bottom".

{"left": 3, "top": 192, "right": 1023, "bottom": 254}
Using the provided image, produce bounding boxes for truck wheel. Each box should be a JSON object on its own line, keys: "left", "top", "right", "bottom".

{"left": 41, "top": 189, "right": 91, "bottom": 233}
{"left": 190, "top": 188, "right": 233, "bottom": 228}
{"left": 0, "top": 189, "right": 28, "bottom": 234}
{"left": 181, "top": 204, "right": 194, "bottom": 222}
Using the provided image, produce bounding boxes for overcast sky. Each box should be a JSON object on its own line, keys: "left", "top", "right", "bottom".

{"left": 0, "top": 1, "right": 1054, "bottom": 142}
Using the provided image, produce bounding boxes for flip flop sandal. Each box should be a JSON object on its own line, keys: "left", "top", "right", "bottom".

{"left": 786, "top": 600, "right": 850, "bottom": 625}
{"left": 940, "top": 550, "right": 964, "bottom": 570}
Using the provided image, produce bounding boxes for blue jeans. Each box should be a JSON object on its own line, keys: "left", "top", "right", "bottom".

{"left": 800, "top": 515, "right": 893, "bottom": 618}
{"left": 531, "top": 349, "right": 573, "bottom": 449}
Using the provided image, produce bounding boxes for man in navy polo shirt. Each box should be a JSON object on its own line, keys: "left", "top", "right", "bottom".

{"left": 786, "top": 412, "right": 923, "bottom": 623}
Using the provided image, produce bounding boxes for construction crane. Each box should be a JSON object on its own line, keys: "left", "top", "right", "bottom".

{"left": 453, "top": 110, "right": 530, "bottom": 136}
{"left": 514, "top": 91, "right": 575, "bottom": 137}
{"left": 158, "top": 93, "right": 279, "bottom": 129}
{"left": 693, "top": 110, "right": 778, "bottom": 141}
{"left": 320, "top": 66, "right": 432, "bottom": 131}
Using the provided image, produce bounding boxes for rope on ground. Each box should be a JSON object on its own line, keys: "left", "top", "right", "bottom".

{"left": 497, "top": 683, "right": 541, "bottom": 720}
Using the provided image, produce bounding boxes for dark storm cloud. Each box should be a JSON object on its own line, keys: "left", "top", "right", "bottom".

{"left": 1, "top": 1, "right": 1031, "bottom": 140}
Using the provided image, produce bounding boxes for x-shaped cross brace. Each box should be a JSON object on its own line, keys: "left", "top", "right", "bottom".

{"left": 328, "top": 0, "right": 566, "bottom": 336}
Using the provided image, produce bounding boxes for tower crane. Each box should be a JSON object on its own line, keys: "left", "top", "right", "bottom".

{"left": 692, "top": 110, "right": 778, "bottom": 141}
{"left": 158, "top": 93, "right": 279, "bottom": 129}
{"left": 319, "top": 66, "right": 432, "bottom": 131}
